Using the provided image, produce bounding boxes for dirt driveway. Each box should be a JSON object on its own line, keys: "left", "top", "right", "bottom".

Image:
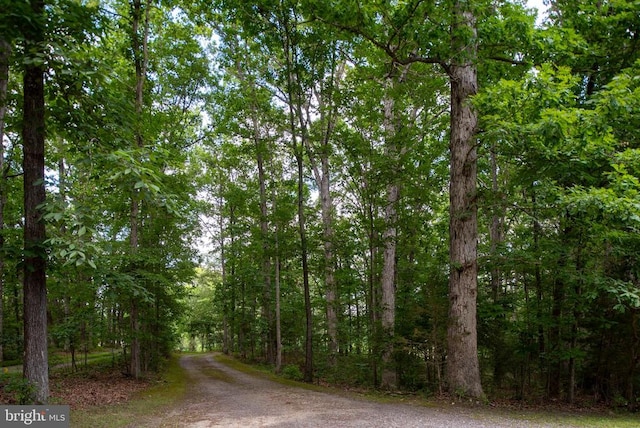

{"left": 135, "top": 353, "right": 574, "bottom": 428}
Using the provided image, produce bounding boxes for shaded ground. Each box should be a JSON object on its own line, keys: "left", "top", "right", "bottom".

{"left": 1, "top": 361, "right": 150, "bottom": 408}
{"left": 52, "top": 368, "right": 151, "bottom": 409}
{"left": 131, "top": 353, "right": 578, "bottom": 428}
{"left": 1, "top": 351, "right": 147, "bottom": 408}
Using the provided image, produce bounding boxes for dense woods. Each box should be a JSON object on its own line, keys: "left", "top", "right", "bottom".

{"left": 1, "top": 0, "right": 639, "bottom": 409}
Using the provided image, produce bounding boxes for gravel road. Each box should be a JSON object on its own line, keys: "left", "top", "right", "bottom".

{"left": 138, "top": 353, "right": 576, "bottom": 428}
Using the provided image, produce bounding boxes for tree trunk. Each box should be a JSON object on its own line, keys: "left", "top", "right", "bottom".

{"left": 626, "top": 310, "right": 640, "bottom": 410}
{"left": 230, "top": 205, "right": 238, "bottom": 355}
{"left": 304, "top": 56, "right": 344, "bottom": 367}
{"left": 380, "top": 181, "right": 398, "bottom": 389}
{"left": 446, "top": 1, "right": 483, "bottom": 399}
{"left": 291, "top": 80, "right": 313, "bottom": 383}
{"left": 296, "top": 146, "right": 313, "bottom": 383}
{"left": 315, "top": 150, "right": 338, "bottom": 366}
{"left": 489, "top": 147, "right": 503, "bottom": 302}
{"left": 367, "top": 201, "right": 379, "bottom": 388}
{"left": 548, "top": 230, "right": 567, "bottom": 399}
{"left": 233, "top": 47, "right": 276, "bottom": 363}
{"left": 281, "top": 12, "right": 313, "bottom": 383}
{"left": 129, "top": 294, "right": 141, "bottom": 378}
{"left": 217, "top": 187, "right": 230, "bottom": 355}
{"left": 58, "top": 158, "right": 72, "bottom": 357}
{"left": 531, "top": 190, "right": 545, "bottom": 367}
{"left": 130, "top": 0, "right": 149, "bottom": 379}
{"left": 489, "top": 146, "right": 506, "bottom": 387}
{"left": 380, "top": 78, "right": 399, "bottom": 390}
{"left": 322, "top": 167, "right": 338, "bottom": 365}
{"left": 22, "top": 0, "right": 48, "bottom": 403}
{"left": 0, "top": 38, "right": 10, "bottom": 365}
{"left": 129, "top": 0, "right": 150, "bottom": 379}
{"left": 252, "top": 97, "right": 274, "bottom": 365}
{"left": 274, "top": 227, "right": 282, "bottom": 374}
{"left": 129, "top": 194, "right": 141, "bottom": 379}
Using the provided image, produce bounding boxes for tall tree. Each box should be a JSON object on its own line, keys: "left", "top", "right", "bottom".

{"left": 129, "top": 0, "right": 150, "bottom": 379}
{"left": 446, "top": 0, "right": 483, "bottom": 398}
{"left": 379, "top": 70, "right": 403, "bottom": 390}
{"left": 22, "top": 0, "right": 48, "bottom": 404}
{"left": 311, "top": 0, "right": 487, "bottom": 397}
{"left": 304, "top": 39, "right": 343, "bottom": 369}
{"left": 280, "top": 7, "right": 314, "bottom": 382}
{"left": 379, "top": 101, "right": 399, "bottom": 388}
{"left": 237, "top": 40, "right": 276, "bottom": 365}
{"left": 0, "top": 36, "right": 9, "bottom": 365}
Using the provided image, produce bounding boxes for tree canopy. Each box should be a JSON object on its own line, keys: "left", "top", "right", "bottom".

{"left": 1, "top": 0, "right": 640, "bottom": 407}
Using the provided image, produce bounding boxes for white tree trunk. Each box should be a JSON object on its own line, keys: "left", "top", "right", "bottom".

{"left": 380, "top": 77, "right": 399, "bottom": 389}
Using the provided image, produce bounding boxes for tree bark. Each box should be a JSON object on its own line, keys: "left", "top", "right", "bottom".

{"left": 309, "top": 136, "right": 338, "bottom": 367}
{"left": 489, "top": 146, "right": 506, "bottom": 387}
{"left": 231, "top": 44, "right": 276, "bottom": 363}
{"left": 367, "top": 200, "right": 379, "bottom": 387}
{"left": 296, "top": 145, "right": 313, "bottom": 383}
{"left": 219, "top": 188, "right": 230, "bottom": 355}
{"left": 274, "top": 226, "right": 282, "bottom": 374}
{"left": 489, "top": 147, "right": 503, "bottom": 302}
{"left": 0, "top": 38, "right": 10, "bottom": 365}
{"left": 548, "top": 224, "right": 569, "bottom": 399}
{"left": 294, "top": 94, "right": 314, "bottom": 383}
{"left": 22, "top": 0, "right": 48, "bottom": 403}
{"left": 280, "top": 11, "right": 313, "bottom": 383}
{"left": 306, "top": 130, "right": 338, "bottom": 366}
{"left": 304, "top": 54, "right": 344, "bottom": 367}
{"left": 380, "top": 77, "right": 399, "bottom": 390}
{"left": 249, "top": 84, "right": 274, "bottom": 365}
{"left": 321, "top": 160, "right": 338, "bottom": 365}
{"left": 446, "top": 1, "right": 483, "bottom": 399}
{"left": 257, "top": 138, "right": 274, "bottom": 364}
{"left": 380, "top": 180, "right": 398, "bottom": 389}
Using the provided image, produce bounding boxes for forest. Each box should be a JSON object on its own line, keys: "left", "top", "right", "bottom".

{"left": 0, "top": 0, "right": 639, "bottom": 410}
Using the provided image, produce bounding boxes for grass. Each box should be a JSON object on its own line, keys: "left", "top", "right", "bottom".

{"left": 51, "top": 350, "right": 118, "bottom": 365}
{"left": 487, "top": 407, "right": 640, "bottom": 428}
{"left": 564, "top": 414, "right": 640, "bottom": 428}
{"left": 2, "top": 349, "right": 119, "bottom": 373}
{"left": 70, "top": 354, "right": 187, "bottom": 428}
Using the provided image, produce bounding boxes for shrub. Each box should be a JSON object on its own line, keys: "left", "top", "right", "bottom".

{"left": 281, "top": 364, "right": 303, "bottom": 381}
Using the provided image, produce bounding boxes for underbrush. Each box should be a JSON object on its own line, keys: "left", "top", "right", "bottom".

{"left": 0, "top": 370, "right": 36, "bottom": 404}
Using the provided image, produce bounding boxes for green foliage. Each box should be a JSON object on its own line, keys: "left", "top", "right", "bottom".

{"left": 1, "top": 372, "right": 37, "bottom": 405}
{"left": 281, "top": 364, "right": 303, "bottom": 381}
{"left": 3, "top": 0, "right": 640, "bottom": 410}
{"left": 473, "top": 1, "right": 640, "bottom": 402}
{"left": 179, "top": 269, "right": 220, "bottom": 351}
